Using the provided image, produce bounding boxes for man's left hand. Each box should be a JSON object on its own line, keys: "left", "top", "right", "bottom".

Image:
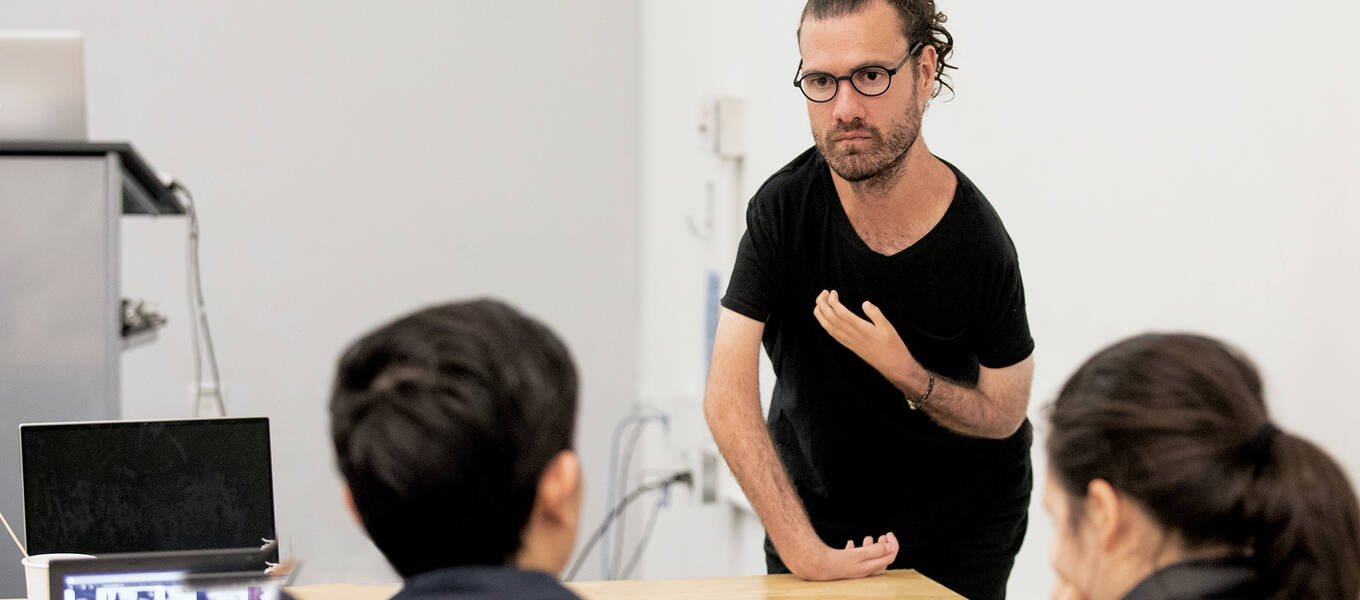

{"left": 812, "top": 290, "right": 916, "bottom": 391}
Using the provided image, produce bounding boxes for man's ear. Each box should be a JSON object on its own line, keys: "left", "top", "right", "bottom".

{"left": 1086, "top": 478, "right": 1123, "bottom": 550}
{"left": 916, "top": 44, "right": 938, "bottom": 95}
{"left": 535, "top": 450, "right": 582, "bottom": 528}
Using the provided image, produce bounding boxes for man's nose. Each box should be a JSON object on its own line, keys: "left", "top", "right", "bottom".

{"left": 831, "top": 79, "right": 866, "bottom": 123}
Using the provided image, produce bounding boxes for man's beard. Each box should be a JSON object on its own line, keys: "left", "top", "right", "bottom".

{"left": 815, "top": 95, "right": 924, "bottom": 184}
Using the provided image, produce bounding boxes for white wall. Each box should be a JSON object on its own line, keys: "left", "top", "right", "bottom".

{"left": 5, "top": 0, "right": 1357, "bottom": 595}
{"left": 4, "top": 0, "right": 640, "bottom": 587}
{"left": 637, "top": 0, "right": 1360, "bottom": 597}
{"left": 631, "top": 0, "right": 812, "bottom": 582}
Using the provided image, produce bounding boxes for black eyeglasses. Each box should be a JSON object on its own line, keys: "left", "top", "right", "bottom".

{"left": 793, "top": 42, "right": 924, "bottom": 103}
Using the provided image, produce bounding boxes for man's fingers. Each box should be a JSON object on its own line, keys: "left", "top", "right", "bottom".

{"left": 812, "top": 302, "right": 844, "bottom": 340}
{"left": 827, "top": 291, "right": 855, "bottom": 320}
{"left": 813, "top": 291, "right": 831, "bottom": 321}
{"left": 813, "top": 297, "right": 857, "bottom": 345}
{"left": 822, "top": 541, "right": 900, "bottom": 580}
{"left": 813, "top": 292, "right": 838, "bottom": 329}
{"left": 827, "top": 291, "right": 877, "bottom": 335}
{"left": 812, "top": 299, "right": 834, "bottom": 330}
{"left": 861, "top": 545, "right": 897, "bottom": 576}
{"left": 862, "top": 301, "right": 885, "bottom": 327}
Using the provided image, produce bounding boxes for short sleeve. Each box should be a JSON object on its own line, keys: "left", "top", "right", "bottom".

{"left": 721, "top": 197, "right": 780, "bottom": 322}
{"left": 974, "top": 253, "right": 1034, "bottom": 368}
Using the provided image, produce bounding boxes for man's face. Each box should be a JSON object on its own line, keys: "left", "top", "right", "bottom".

{"left": 798, "top": 0, "right": 930, "bottom": 183}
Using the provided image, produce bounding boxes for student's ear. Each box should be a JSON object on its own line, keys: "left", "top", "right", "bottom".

{"left": 536, "top": 450, "right": 582, "bottom": 528}
{"left": 342, "top": 485, "right": 364, "bottom": 528}
{"left": 1085, "top": 478, "right": 1122, "bottom": 550}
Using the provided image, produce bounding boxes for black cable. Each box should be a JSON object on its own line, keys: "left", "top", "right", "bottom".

{"left": 610, "top": 421, "right": 647, "bottom": 578}
{"left": 619, "top": 496, "right": 665, "bottom": 579}
{"left": 564, "top": 471, "right": 691, "bottom": 582}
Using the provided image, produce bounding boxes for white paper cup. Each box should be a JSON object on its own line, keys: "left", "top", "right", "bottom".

{"left": 20, "top": 553, "right": 94, "bottom": 600}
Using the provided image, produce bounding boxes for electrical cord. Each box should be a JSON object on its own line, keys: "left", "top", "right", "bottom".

{"left": 610, "top": 421, "right": 648, "bottom": 578}
{"left": 565, "top": 470, "right": 691, "bottom": 582}
{"left": 170, "top": 181, "right": 226, "bottom": 416}
{"left": 603, "top": 412, "right": 666, "bottom": 578}
{"left": 618, "top": 494, "right": 665, "bottom": 579}
{"left": 0, "top": 508, "right": 26, "bottom": 558}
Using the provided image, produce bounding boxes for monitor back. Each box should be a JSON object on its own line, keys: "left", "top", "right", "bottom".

{"left": 0, "top": 31, "right": 88, "bottom": 141}
{"left": 20, "top": 418, "right": 278, "bottom": 558}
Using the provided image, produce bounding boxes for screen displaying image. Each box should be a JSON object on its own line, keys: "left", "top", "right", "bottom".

{"left": 63, "top": 570, "right": 284, "bottom": 600}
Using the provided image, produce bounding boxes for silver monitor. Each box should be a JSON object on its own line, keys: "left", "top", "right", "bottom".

{"left": 0, "top": 31, "right": 88, "bottom": 141}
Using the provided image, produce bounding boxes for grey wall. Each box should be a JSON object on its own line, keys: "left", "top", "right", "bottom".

{"left": 2, "top": 0, "right": 639, "bottom": 590}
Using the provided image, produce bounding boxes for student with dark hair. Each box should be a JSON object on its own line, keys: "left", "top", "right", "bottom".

{"left": 1045, "top": 333, "right": 1360, "bottom": 600}
{"left": 329, "top": 298, "right": 583, "bottom": 600}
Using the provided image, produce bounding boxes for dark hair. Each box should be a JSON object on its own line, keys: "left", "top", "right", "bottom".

{"left": 1047, "top": 333, "right": 1360, "bottom": 600}
{"left": 330, "top": 298, "right": 578, "bottom": 577}
{"left": 798, "top": 0, "right": 957, "bottom": 98}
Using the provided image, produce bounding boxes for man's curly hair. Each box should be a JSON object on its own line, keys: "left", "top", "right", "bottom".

{"left": 798, "top": 0, "right": 957, "bottom": 98}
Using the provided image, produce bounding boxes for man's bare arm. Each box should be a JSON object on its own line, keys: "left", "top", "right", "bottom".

{"left": 901, "top": 355, "right": 1033, "bottom": 439}
{"left": 813, "top": 290, "right": 1032, "bottom": 439}
{"left": 704, "top": 307, "right": 897, "bottom": 580}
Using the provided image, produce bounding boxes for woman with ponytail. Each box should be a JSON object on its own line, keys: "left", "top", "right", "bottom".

{"left": 1044, "top": 333, "right": 1360, "bottom": 599}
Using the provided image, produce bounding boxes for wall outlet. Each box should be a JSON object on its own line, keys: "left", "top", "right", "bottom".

{"left": 697, "top": 96, "right": 746, "bottom": 158}
{"left": 700, "top": 450, "right": 719, "bottom": 504}
{"left": 713, "top": 96, "right": 745, "bottom": 159}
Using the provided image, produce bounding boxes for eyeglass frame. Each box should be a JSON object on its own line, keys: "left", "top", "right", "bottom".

{"left": 792, "top": 41, "right": 925, "bottom": 103}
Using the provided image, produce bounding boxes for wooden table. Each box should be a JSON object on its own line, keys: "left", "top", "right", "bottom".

{"left": 285, "top": 569, "right": 964, "bottom": 600}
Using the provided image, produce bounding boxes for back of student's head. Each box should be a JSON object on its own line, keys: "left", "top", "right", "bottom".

{"left": 1047, "top": 333, "right": 1360, "bottom": 600}
{"left": 329, "top": 298, "right": 578, "bottom": 577}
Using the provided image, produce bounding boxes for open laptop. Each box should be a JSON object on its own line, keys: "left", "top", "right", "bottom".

{"left": 47, "top": 545, "right": 296, "bottom": 600}
{"left": 20, "top": 418, "right": 279, "bottom": 561}
{"left": 0, "top": 31, "right": 88, "bottom": 140}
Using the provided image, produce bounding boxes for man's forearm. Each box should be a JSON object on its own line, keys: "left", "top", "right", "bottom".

{"left": 808, "top": 292, "right": 1031, "bottom": 439}
{"left": 890, "top": 360, "right": 1030, "bottom": 439}
{"left": 703, "top": 391, "right": 821, "bottom": 564}
{"left": 913, "top": 377, "right": 1022, "bottom": 438}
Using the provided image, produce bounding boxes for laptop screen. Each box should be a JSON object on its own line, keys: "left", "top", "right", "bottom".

{"left": 20, "top": 418, "right": 277, "bottom": 558}
{"left": 61, "top": 569, "right": 287, "bottom": 600}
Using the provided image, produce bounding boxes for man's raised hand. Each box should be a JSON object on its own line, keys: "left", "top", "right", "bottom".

{"left": 812, "top": 290, "right": 915, "bottom": 389}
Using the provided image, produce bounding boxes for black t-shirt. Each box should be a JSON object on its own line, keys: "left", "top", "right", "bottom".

{"left": 721, "top": 147, "right": 1034, "bottom": 544}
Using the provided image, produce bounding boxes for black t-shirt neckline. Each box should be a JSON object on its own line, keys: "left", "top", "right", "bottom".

{"left": 820, "top": 153, "right": 965, "bottom": 264}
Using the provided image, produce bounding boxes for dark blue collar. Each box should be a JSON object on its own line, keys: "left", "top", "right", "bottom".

{"left": 1122, "top": 556, "right": 1266, "bottom": 600}
{"left": 392, "top": 566, "right": 581, "bottom": 600}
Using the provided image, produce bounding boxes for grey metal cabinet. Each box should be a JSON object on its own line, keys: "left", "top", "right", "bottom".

{"left": 0, "top": 142, "right": 181, "bottom": 595}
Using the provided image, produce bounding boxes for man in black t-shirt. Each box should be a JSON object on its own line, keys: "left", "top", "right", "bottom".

{"left": 703, "top": 2, "right": 1034, "bottom": 599}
